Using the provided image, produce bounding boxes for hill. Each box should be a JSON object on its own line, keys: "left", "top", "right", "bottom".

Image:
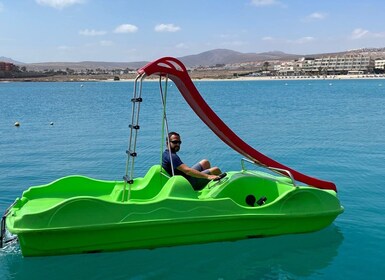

{"left": 3, "top": 47, "right": 385, "bottom": 71}
{"left": 179, "top": 49, "right": 301, "bottom": 67}
{"left": 9, "top": 49, "right": 303, "bottom": 71}
{"left": 25, "top": 61, "right": 147, "bottom": 72}
{"left": 0, "top": 56, "right": 25, "bottom": 64}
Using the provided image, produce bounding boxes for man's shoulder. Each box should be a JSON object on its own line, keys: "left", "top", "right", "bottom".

{"left": 163, "top": 150, "right": 181, "bottom": 159}
{"left": 171, "top": 152, "right": 183, "bottom": 164}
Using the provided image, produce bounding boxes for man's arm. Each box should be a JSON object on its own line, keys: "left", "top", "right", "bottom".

{"left": 177, "top": 164, "right": 218, "bottom": 180}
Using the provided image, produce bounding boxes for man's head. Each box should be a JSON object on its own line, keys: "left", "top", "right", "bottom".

{"left": 167, "top": 132, "right": 182, "bottom": 152}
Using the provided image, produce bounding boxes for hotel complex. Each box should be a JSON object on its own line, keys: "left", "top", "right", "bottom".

{"left": 274, "top": 55, "right": 385, "bottom": 76}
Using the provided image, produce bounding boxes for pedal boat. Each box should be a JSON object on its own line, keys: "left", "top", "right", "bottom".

{"left": 1, "top": 57, "right": 343, "bottom": 256}
{"left": 3, "top": 163, "right": 343, "bottom": 257}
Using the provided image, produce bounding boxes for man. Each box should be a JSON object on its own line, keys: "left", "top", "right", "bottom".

{"left": 162, "top": 132, "right": 222, "bottom": 190}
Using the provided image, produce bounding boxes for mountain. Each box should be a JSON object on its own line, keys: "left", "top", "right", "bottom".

{"left": 5, "top": 47, "right": 384, "bottom": 71}
{"left": 0, "top": 56, "right": 25, "bottom": 64}
{"left": 18, "top": 49, "right": 302, "bottom": 71}
{"left": 26, "top": 61, "right": 147, "bottom": 72}
{"left": 179, "top": 49, "right": 301, "bottom": 67}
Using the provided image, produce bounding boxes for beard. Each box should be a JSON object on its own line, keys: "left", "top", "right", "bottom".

{"left": 169, "top": 145, "right": 180, "bottom": 153}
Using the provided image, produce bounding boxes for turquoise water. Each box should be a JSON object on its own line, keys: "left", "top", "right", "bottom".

{"left": 0, "top": 79, "right": 384, "bottom": 279}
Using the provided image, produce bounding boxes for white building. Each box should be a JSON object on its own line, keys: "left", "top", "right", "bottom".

{"left": 285, "top": 55, "right": 375, "bottom": 75}
{"left": 375, "top": 59, "right": 385, "bottom": 70}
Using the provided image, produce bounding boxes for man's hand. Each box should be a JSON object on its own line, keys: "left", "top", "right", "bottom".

{"left": 207, "top": 174, "right": 220, "bottom": 181}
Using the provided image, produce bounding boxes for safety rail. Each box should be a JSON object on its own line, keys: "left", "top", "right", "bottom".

{"left": 241, "top": 158, "right": 297, "bottom": 187}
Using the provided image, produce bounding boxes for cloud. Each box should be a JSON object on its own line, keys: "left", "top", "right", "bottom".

{"left": 221, "top": 40, "right": 247, "bottom": 47}
{"left": 250, "top": 0, "right": 282, "bottom": 7}
{"left": 373, "top": 32, "right": 385, "bottom": 38}
{"left": 351, "top": 28, "right": 369, "bottom": 39}
{"left": 289, "top": 36, "right": 315, "bottom": 44}
{"left": 219, "top": 34, "right": 231, "bottom": 39}
{"left": 36, "top": 0, "right": 84, "bottom": 9}
{"left": 176, "top": 43, "right": 188, "bottom": 49}
{"left": 262, "top": 35, "right": 314, "bottom": 45}
{"left": 100, "top": 40, "right": 113, "bottom": 47}
{"left": 350, "top": 28, "right": 385, "bottom": 39}
{"left": 304, "top": 12, "right": 327, "bottom": 21}
{"left": 296, "top": 36, "right": 315, "bottom": 43}
{"left": 58, "top": 45, "right": 71, "bottom": 51}
{"left": 262, "top": 36, "right": 274, "bottom": 41}
{"left": 79, "top": 29, "right": 106, "bottom": 36}
{"left": 114, "top": 24, "right": 138, "bottom": 33}
{"left": 154, "top": 24, "right": 181, "bottom": 32}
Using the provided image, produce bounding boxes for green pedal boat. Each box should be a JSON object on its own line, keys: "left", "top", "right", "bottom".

{"left": 4, "top": 164, "right": 342, "bottom": 257}
{"left": 1, "top": 57, "right": 343, "bottom": 257}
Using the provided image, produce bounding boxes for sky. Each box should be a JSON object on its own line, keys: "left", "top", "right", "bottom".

{"left": 1, "top": 0, "right": 385, "bottom": 63}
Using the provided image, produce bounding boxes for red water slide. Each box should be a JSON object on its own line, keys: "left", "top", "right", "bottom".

{"left": 138, "top": 57, "right": 337, "bottom": 191}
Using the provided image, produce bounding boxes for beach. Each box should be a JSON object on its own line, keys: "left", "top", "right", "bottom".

{"left": 233, "top": 74, "right": 385, "bottom": 81}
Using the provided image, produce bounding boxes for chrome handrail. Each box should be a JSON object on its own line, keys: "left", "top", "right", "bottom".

{"left": 241, "top": 158, "right": 297, "bottom": 187}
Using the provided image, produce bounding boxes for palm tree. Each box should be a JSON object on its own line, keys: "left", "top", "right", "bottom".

{"left": 262, "top": 61, "right": 270, "bottom": 72}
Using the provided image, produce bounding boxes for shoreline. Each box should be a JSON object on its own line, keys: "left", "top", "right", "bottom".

{"left": 1, "top": 74, "right": 385, "bottom": 83}
{"left": 135, "top": 74, "right": 385, "bottom": 82}
{"left": 232, "top": 74, "right": 385, "bottom": 81}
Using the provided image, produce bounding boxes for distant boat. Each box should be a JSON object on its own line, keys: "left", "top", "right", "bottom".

{"left": 113, "top": 76, "right": 120, "bottom": 81}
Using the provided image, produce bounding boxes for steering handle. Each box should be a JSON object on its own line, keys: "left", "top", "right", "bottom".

{"left": 213, "top": 172, "right": 227, "bottom": 181}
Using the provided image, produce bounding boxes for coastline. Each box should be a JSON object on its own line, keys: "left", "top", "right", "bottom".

{"left": 232, "top": 74, "right": 385, "bottom": 81}
{"left": 151, "top": 74, "right": 385, "bottom": 82}
{"left": 1, "top": 73, "right": 385, "bottom": 83}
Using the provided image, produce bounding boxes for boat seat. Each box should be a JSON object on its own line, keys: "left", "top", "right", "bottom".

{"left": 109, "top": 165, "right": 169, "bottom": 201}
{"left": 156, "top": 176, "right": 198, "bottom": 200}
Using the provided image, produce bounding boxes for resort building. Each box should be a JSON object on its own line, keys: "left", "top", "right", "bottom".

{"left": 272, "top": 55, "right": 375, "bottom": 76}
{"left": 302, "top": 55, "right": 374, "bottom": 75}
{"left": 375, "top": 59, "right": 385, "bottom": 71}
{"left": 275, "top": 61, "right": 295, "bottom": 75}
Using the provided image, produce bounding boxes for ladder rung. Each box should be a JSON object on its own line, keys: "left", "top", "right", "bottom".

{"left": 129, "top": 124, "right": 140, "bottom": 130}
{"left": 126, "top": 150, "right": 137, "bottom": 157}
{"left": 123, "top": 175, "right": 134, "bottom": 184}
{"left": 131, "top": 97, "right": 143, "bottom": 102}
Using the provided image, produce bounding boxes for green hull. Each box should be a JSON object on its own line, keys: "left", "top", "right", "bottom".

{"left": 6, "top": 165, "right": 343, "bottom": 257}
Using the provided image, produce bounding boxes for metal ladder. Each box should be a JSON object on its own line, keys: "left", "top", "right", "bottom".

{"left": 122, "top": 73, "right": 145, "bottom": 202}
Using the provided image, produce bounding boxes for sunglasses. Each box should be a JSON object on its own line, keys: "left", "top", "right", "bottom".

{"left": 170, "top": 140, "right": 182, "bottom": 145}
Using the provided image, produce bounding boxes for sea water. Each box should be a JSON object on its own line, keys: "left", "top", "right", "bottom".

{"left": 0, "top": 79, "right": 384, "bottom": 279}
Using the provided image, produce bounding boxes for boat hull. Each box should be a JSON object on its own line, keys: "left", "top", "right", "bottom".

{"left": 5, "top": 165, "right": 343, "bottom": 257}
{"left": 16, "top": 212, "right": 339, "bottom": 257}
